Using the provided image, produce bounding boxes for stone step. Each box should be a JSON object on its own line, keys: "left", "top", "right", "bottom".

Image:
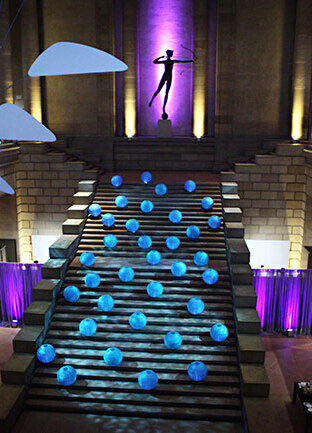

{"left": 32, "top": 279, "right": 61, "bottom": 302}
{"left": 240, "top": 364, "right": 270, "bottom": 397}
{"left": 78, "top": 180, "right": 97, "bottom": 192}
{"left": 65, "top": 160, "right": 85, "bottom": 170}
{"left": 221, "top": 182, "right": 238, "bottom": 194}
{"left": 234, "top": 163, "right": 257, "bottom": 173}
{"left": 238, "top": 334, "right": 265, "bottom": 364}
{"left": 231, "top": 264, "right": 253, "bottom": 285}
{"left": 13, "top": 326, "right": 45, "bottom": 353}
{"left": 254, "top": 154, "right": 276, "bottom": 165}
{"left": 67, "top": 204, "right": 89, "bottom": 219}
{"left": 23, "top": 301, "right": 55, "bottom": 327}
{"left": 223, "top": 208, "right": 242, "bottom": 223}
{"left": 225, "top": 222, "right": 244, "bottom": 238}
{"left": 62, "top": 218, "right": 85, "bottom": 235}
{"left": 41, "top": 259, "right": 67, "bottom": 279}
{"left": 234, "top": 286, "right": 257, "bottom": 308}
{"left": 0, "top": 384, "right": 25, "bottom": 433}
{"left": 236, "top": 308, "right": 261, "bottom": 334}
{"left": 49, "top": 235, "right": 79, "bottom": 259}
{"left": 73, "top": 191, "right": 93, "bottom": 205}
{"left": 1, "top": 353, "right": 36, "bottom": 385}
{"left": 221, "top": 171, "right": 236, "bottom": 182}
{"left": 222, "top": 194, "right": 240, "bottom": 207}
{"left": 80, "top": 169, "right": 98, "bottom": 180}
{"left": 227, "top": 239, "right": 250, "bottom": 264}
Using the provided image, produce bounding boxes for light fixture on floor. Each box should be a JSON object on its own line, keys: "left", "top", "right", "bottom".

{"left": 11, "top": 319, "right": 18, "bottom": 328}
{"left": 286, "top": 328, "right": 295, "bottom": 337}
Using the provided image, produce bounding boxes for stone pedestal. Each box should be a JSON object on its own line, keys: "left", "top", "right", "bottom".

{"left": 157, "top": 119, "right": 172, "bottom": 138}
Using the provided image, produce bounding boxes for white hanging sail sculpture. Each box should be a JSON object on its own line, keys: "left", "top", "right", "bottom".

{"left": 28, "top": 42, "right": 128, "bottom": 77}
{"left": 0, "top": 103, "right": 56, "bottom": 141}
{"left": 0, "top": 175, "right": 14, "bottom": 195}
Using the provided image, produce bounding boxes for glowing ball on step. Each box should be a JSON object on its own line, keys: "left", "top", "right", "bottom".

{"left": 98, "top": 294, "right": 114, "bottom": 312}
{"left": 184, "top": 180, "right": 196, "bottom": 192}
{"left": 111, "top": 175, "right": 123, "bottom": 187}
{"left": 166, "top": 236, "right": 180, "bottom": 250}
{"left": 169, "top": 209, "right": 182, "bottom": 223}
{"left": 102, "top": 213, "right": 115, "bottom": 227}
{"left": 57, "top": 365, "right": 77, "bottom": 386}
{"left": 171, "top": 261, "right": 187, "bottom": 277}
{"left": 129, "top": 312, "right": 147, "bottom": 330}
{"left": 104, "top": 347, "right": 123, "bottom": 366}
{"left": 141, "top": 171, "right": 152, "bottom": 184}
{"left": 188, "top": 361, "right": 207, "bottom": 381}
{"left": 84, "top": 272, "right": 101, "bottom": 288}
{"left": 80, "top": 251, "right": 95, "bottom": 267}
{"left": 187, "top": 298, "right": 205, "bottom": 315}
{"left": 79, "top": 318, "right": 97, "bottom": 337}
{"left": 146, "top": 250, "right": 161, "bottom": 265}
{"left": 115, "top": 195, "right": 127, "bottom": 208}
{"left": 138, "top": 369, "right": 158, "bottom": 390}
{"left": 126, "top": 218, "right": 139, "bottom": 233}
{"left": 155, "top": 183, "right": 167, "bottom": 196}
{"left": 104, "top": 234, "right": 117, "bottom": 248}
{"left": 203, "top": 268, "right": 219, "bottom": 285}
{"left": 164, "top": 331, "right": 182, "bottom": 349}
{"left": 147, "top": 281, "right": 163, "bottom": 298}
{"left": 194, "top": 251, "right": 209, "bottom": 267}
{"left": 138, "top": 235, "right": 152, "bottom": 249}
{"left": 210, "top": 323, "right": 229, "bottom": 342}
{"left": 63, "top": 285, "right": 80, "bottom": 302}
{"left": 89, "top": 203, "right": 101, "bottom": 217}
{"left": 119, "top": 266, "right": 134, "bottom": 282}
{"left": 141, "top": 200, "right": 153, "bottom": 213}
{"left": 186, "top": 225, "right": 200, "bottom": 239}
{"left": 37, "top": 344, "right": 55, "bottom": 363}
{"left": 201, "top": 196, "right": 214, "bottom": 210}
{"left": 208, "top": 215, "right": 221, "bottom": 229}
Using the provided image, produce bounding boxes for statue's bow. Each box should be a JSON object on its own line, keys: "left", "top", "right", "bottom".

{"left": 179, "top": 44, "right": 197, "bottom": 75}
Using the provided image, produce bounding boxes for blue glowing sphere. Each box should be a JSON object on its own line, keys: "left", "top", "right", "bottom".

{"left": 210, "top": 323, "right": 229, "bottom": 342}
{"left": 141, "top": 171, "right": 152, "bottom": 184}
{"left": 104, "top": 234, "right": 117, "bottom": 248}
{"left": 164, "top": 331, "right": 182, "bottom": 349}
{"left": 129, "top": 312, "right": 147, "bottom": 330}
{"left": 119, "top": 266, "right": 135, "bottom": 282}
{"left": 89, "top": 203, "right": 101, "bottom": 217}
{"left": 79, "top": 318, "right": 97, "bottom": 337}
{"left": 80, "top": 251, "right": 95, "bottom": 267}
{"left": 126, "top": 218, "right": 139, "bottom": 233}
{"left": 147, "top": 281, "right": 163, "bottom": 298}
{"left": 115, "top": 195, "right": 128, "bottom": 208}
{"left": 138, "top": 235, "right": 152, "bottom": 249}
{"left": 84, "top": 272, "right": 101, "bottom": 288}
{"left": 104, "top": 347, "right": 123, "bottom": 366}
{"left": 208, "top": 215, "right": 221, "bottom": 229}
{"left": 171, "top": 261, "right": 187, "bottom": 277}
{"left": 36, "top": 344, "right": 55, "bottom": 363}
{"left": 57, "top": 365, "right": 77, "bottom": 386}
{"left": 63, "top": 285, "right": 80, "bottom": 302}
{"left": 194, "top": 251, "right": 209, "bottom": 267}
{"left": 184, "top": 180, "right": 196, "bottom": 192}
{"left": 102, "top": 213, "right": 115, "bottom": 227}
{"left": 166, "top": 236, "right": 180, "bottom": 250}
{"left": 138, "top": 369, "right": 158, "bottom": 390}
{"left": 188, "top": 361, "right": 207, "bottom": 381}
{"left": 169, "top": 209, "right": 182, "bottom": 223}
{"left": 111, "top": 175, "right": 123, "bottom": 187}
{"left": 186, "top": 225, "right": 200, "bottom": 239}
{"left": 146, "top": 250, "right": 161, "bottom": 265}
{"left": 155, "top": 183, "right": 167, "bottom": 196}
{"left": 187, "top": 298, "right": 205, "bottom": 315}
{"left": 203, "top": 268, "right": 219, "bottom": 285}
{"left": 141, "top": 200, "right": 153, "bottom": 213}
{"left": 98, "top": 294, "right": 114, "bottom": 312}
{"left": 201, "top": 196, "right": 214, "bottom": 210}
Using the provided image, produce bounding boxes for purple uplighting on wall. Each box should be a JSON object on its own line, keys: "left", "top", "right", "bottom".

{"left": 137, "top": 0, "right": 194, "bottom": 136}
{"left": 0, "top": 263, "right": 42, "bottom": 322}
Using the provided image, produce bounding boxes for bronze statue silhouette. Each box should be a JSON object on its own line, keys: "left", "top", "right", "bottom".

{"left": 148, "top": 49, "right": 194, "bottom": 119}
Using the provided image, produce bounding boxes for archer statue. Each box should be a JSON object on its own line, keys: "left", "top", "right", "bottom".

{"left": 148, "top": 48, "right": 195, "bottom": 120}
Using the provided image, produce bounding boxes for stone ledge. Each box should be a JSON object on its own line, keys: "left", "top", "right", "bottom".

{"left": 241, "top": 364, "right": 270, "bottom": 397}
{"left": 220, "top": 171, "right": 236, "bottom": 182}
{"left": 225, "top": 222, "right": 244, "bottom": 238}
{"left": 73, "top": 191, "right": 93, "bottom": 205}
{"left": 236, "top": 308, "right": 261, "bottom": 334}
{"left": 80, "top": 169, "right": 98, "bottom": 180}
{"left": 227, "top": 238, "right": 250, "bottom": 264}
{"left": 231, "top": 264, "right": 254, "bottom": 285}
{"left": 1, "top": 353, "right": 36, "bottom": 385}
{"left": 23, "top": 301, "right": 55, "bottom": 327}
{"left": 41, "top": 259, "right": 67, "bottom": 279}
{"left": 19, "top": 143, "right": 47, "bottom": 154}
{"left": 67, "top": 204, "right": 89, "bottom": 219}
{"left": 0, "top": 384, "right": 26, "bottom": 433}
{"left": 234, "top": 285, "right": 257, "bottom": 308}
{"left": 13, "top": 326, "right": 45, "bottom": 353}
{"left": 62, "top": 218, "right": 85, "bottom": 235}
{"left": 32, "top": 279, "right": 61, "bottom": 302}
{"left": 49, "top": 234, "right": 79, "bottom": 259}
{"left": 238, "top": 334, "right": 265, "bottom": 364}
{"left": 223, "top": 207, "right": 242, "bottom": 222}
{"left": 276, "top": 143, "right": 305, "bottom": 156}
{"left": 222, "top": 194, "right": 240, "bottom": 207}
{"left": 78, "top": 180, "right": 97, "bottom": 192}
{"left": 221, "top": 182, "right": 238, "bottom": 194}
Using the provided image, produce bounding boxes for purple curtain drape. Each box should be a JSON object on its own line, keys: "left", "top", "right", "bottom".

{"left": 0, "top": 263, "right": 42, "bottom": 322}
{"left": 254, "top": 269, "right": 312, "bottom": 335}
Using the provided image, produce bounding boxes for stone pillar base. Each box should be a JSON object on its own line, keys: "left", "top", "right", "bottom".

{"left": 157, "top": 119, "right": 172, "bottom": 138}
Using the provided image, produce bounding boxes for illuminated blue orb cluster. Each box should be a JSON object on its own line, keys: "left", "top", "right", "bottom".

{"left": 155, "top": 183, "right": 167, "bottom": 196}
{"left": 184, "top": 180, "right": 196, "bottom": 192}
{"left": 210, "top": 323, "right": 229, "bottom": 342}
{"left": 186, "top": 225, "right": 200, "bottom": 239}
{"left": 187, "top": 298, "right": 205, "bottom": 315}
{"left": 63, "top": 285, "right": 80, "bottom": 302}
{"left": 166, "top": 236, "right": 180, "bottom": 250}
{"left": 194, "top": 251, "right": 208, "bottom": 266}
{"left": 119, "top": 266, "right": 134, "bottom": 282}
{"left": 111, "top": 175, "right": 123, "bottom": 187}
{"left": 141, "top": 171, "right": 152, "bottom": 184}
{"left": 203, "top": 268, "right": 219, "bottom": 285}
{"left": 104, "top": 347, "right": 123, "bottom": 366}
{"left": 129, "top": 312, "right": 147, "bottom": 330}
{"left": 37, "top": 344, "right": 55, "bottom": 363}
{"left": 141, "top": 200, "right": 153, "bottom": 213}
{"left": 80, "top": 251, "right": 95, "bottom": 267}
{"left": 115, "top": 195, "right": 128, "bottom": 208}
{"left": 138, "top": 369, "right": 158, "bottom": 390}
{"left": 104, "top": 234, "right": 117, "bottom": 248}
{"left": 102, "top": 213, "right": 115, "bottom": 227}
{"left": 208, "top": 215, "right": 221, "bottom": 229}
{"left": 147, "top": 281, "right": 163, "bottom": 298}
{"left": 201, "top": 196, "right": 214, "bottom": 210}
{"left": 138, "top": 235, "right": 152, "bottom": 249}
{"left": 98, "top": 294, "right": 114, "bottom": 312}
{"left": 126, "top": 218, "right": 139, "bottom": 233}
{"left": 84, "top": 272, "right": 101, "bottom": 288}
{"left": 57, "top": 365, "right": 77, "bottom": 386}
{"left": 79, "top": 318, "right": 97, "bottom": 337}
{"left": 146, "top": 250, "right": 161, "bottom": 265}
{"left": 169, "top": 209, "right": 182, "bottom": 223}
{"left": 188, "top": 361, "right": 207, "bottom": 381}
{"left": 171, "top": 261, "right": 187, "bottom": 277}
{"left": 89, "top": 203, "right": 102, "bottom": 217}
{"left": 164, "top": 331, "right": 182, "bottom": 349}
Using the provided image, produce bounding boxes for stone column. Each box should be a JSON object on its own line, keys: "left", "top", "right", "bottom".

{"left": 0, "top": 1, "right": 14, "bottom": 104}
